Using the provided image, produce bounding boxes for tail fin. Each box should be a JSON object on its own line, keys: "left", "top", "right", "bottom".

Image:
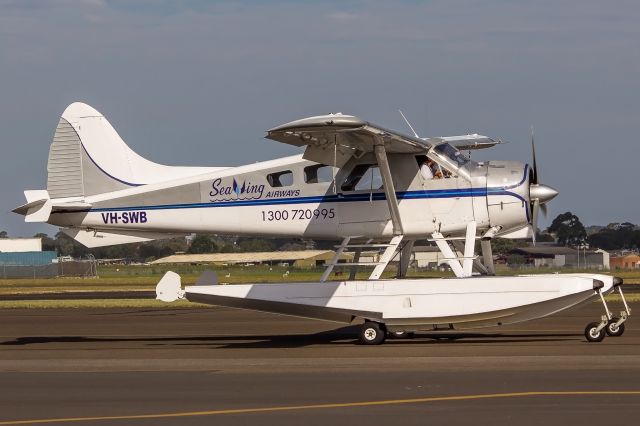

{"left": 47, "top": 102, "right": 217, "bottom": 199}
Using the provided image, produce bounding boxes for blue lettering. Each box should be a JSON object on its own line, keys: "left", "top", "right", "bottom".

{"left": 100, "top": 211, "right": 147, "bottom": 224}
{"left": 210, "top": 177, "right": 265, "bottom": 200}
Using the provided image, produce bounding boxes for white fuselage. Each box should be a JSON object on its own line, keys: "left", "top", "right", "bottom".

{"left": 48, "top": 153, "right": 531, "bottom": 240}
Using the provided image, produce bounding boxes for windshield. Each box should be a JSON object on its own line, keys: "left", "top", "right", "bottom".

{"left": 433, "top": 143, "right": 469, "bottom": 168}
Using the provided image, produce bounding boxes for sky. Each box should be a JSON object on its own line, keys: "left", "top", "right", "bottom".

{"left": 1, "top": 0, "right": 639, "bottom": 237}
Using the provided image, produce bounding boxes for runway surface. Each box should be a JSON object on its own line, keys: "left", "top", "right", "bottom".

{"left": 1, "top": 302, "right": 639, "bottom": 425}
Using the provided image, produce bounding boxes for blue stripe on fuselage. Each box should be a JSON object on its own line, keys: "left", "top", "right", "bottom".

{"left": 83, "top": 186, "right": 524, "bottom": 213}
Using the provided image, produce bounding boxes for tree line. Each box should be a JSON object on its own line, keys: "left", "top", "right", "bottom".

{"left": 545, "top": 213, "right": 640, "bottom": 250}
{"left": 0, "top": 230, "right": 322, "bottom": 262}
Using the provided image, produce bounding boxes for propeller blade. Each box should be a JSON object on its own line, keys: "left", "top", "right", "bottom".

{"left": 531, "top": 198, "right": 540, "bottom": 246}
{"left": 531, "top": 126, "right": 538, "bottom": 184}
{"left": 540, "top": 203, "right": 548, "bottom": 217}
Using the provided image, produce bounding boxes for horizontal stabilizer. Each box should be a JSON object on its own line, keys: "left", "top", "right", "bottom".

{"left": 14, "top": 190, "right": 52, "bottom": 223}
{"left": 14, "top": 191, "right": 92, "bottom": 222}
{"left": 62, "top": 228, "right": 183, "bottom": 248}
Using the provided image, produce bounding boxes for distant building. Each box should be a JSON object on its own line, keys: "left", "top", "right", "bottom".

{"left": 610, "top": 254, "right": 640, "bottom": 270}
{"left": 0, "top": 237, "right": 57, "bottom": 267}
{"left": 0, "top": 238, "right": 42, "bottom": 253}
{"left": 510, "top": 245, "right": 609, "bottom": 269}
{"left": 411, "top": 246, "right": 446, "bottom": 268}
{"left": 510, "top": 246, "right": 576, "bottom": 268}
{"left": 0, "top": 251, "right": 58, "bottom": 266}
{"left": 566, "top": 249, "right": 610, "bottom": 270}
{"left": 0, "top": 237, "right": 60, "bottom": 278}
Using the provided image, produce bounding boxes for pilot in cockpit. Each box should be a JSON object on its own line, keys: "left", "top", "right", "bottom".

{"left": 419, "top": 157, "right": 442, "bottom": 180}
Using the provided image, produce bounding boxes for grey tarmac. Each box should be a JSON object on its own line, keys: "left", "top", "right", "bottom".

{"left": 0, "top": 302, "right": 639, "bottom": 425}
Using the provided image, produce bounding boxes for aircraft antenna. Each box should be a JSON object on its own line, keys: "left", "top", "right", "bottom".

{"left": 398, "top": 110, "right": 420, "bottom": 138}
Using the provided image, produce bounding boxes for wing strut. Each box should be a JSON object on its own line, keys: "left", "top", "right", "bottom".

{"left": 373, "top": 138, "right": 404, "bottom": 235}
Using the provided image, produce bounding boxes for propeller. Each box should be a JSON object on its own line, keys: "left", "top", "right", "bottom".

{"left": 528, "top": 126, "right": 558, "bottom": 244}
{"left": 531, "top": 126, "right": 538, "bottom": 184}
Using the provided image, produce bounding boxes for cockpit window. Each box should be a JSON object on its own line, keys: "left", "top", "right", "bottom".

{"left": 433, "top": 143, "right": 469, "bottom": 167}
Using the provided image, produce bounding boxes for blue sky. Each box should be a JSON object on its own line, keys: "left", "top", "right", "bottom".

{"left": 1, "top": 0, "right": 638, "bottom": 236}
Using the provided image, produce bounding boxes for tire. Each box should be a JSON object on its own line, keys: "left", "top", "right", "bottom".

{"left": 584, "top": 322, "right": 606, "bottom": 342}
{"left": 360, "top": 322, "right": 386, "bottom": 345}
{"left": 605, "top": 318, "right": 625, "bottom": 337}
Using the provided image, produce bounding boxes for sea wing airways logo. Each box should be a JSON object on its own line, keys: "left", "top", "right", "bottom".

{"left": 210, "top": 177, "right": 264, "bottom": 201}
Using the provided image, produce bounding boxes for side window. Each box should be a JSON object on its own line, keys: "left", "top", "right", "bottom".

{"left": 304, "top": 164, "right": 333, "bottom": 184}
{"left": 267, "top": 170, "right": 293, "bottom": 187}
{"left": 341, "top": 164, "right": 383, "bottom": 191}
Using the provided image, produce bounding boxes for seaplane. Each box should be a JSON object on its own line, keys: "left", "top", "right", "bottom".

{"left": 14, "top": 102, "right": 631, "bottom": 344}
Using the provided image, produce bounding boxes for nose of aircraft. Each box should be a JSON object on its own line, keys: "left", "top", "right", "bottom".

{"left": 529, "top": 183, "right": 559, "bottom": 205}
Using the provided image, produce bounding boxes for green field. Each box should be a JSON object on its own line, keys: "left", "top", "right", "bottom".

{"left": 0, "top": 264, "right": 448, "bottom": 294}
{"left": 1, "top": 264, "right": 639, "bottom": 294}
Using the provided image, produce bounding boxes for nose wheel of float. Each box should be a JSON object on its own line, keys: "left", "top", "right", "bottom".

{"left": 584, "top": 278, "right": 631, "bottom": 343}
{"left": 606, "top": 317, "right": 626, "bottom": 337}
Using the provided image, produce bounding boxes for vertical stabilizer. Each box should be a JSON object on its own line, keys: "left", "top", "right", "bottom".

{"left": 45, "top": 102, "right": 220, "bottom": 199}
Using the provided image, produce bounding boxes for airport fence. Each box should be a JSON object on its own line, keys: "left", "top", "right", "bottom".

{"left": 0, "top": 259, "right": 98, "bottom": 279}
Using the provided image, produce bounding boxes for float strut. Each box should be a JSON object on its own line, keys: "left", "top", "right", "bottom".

{"left": 597, "top": 289, "right": 613, "bottom": 321}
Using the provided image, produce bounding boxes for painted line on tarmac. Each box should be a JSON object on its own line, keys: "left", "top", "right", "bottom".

{"left": 1, "top": 391, "right": 640, "bottom": 425}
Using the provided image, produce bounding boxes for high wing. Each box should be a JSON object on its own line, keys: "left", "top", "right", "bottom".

{"left": 266, "top": 113, "right": 501, "bottom": 167}
{"left": 268, "top": 113, "right": 440, "bottom": 235}
{"left": 266, "top": 113, "right": 431, "bottom": 167}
